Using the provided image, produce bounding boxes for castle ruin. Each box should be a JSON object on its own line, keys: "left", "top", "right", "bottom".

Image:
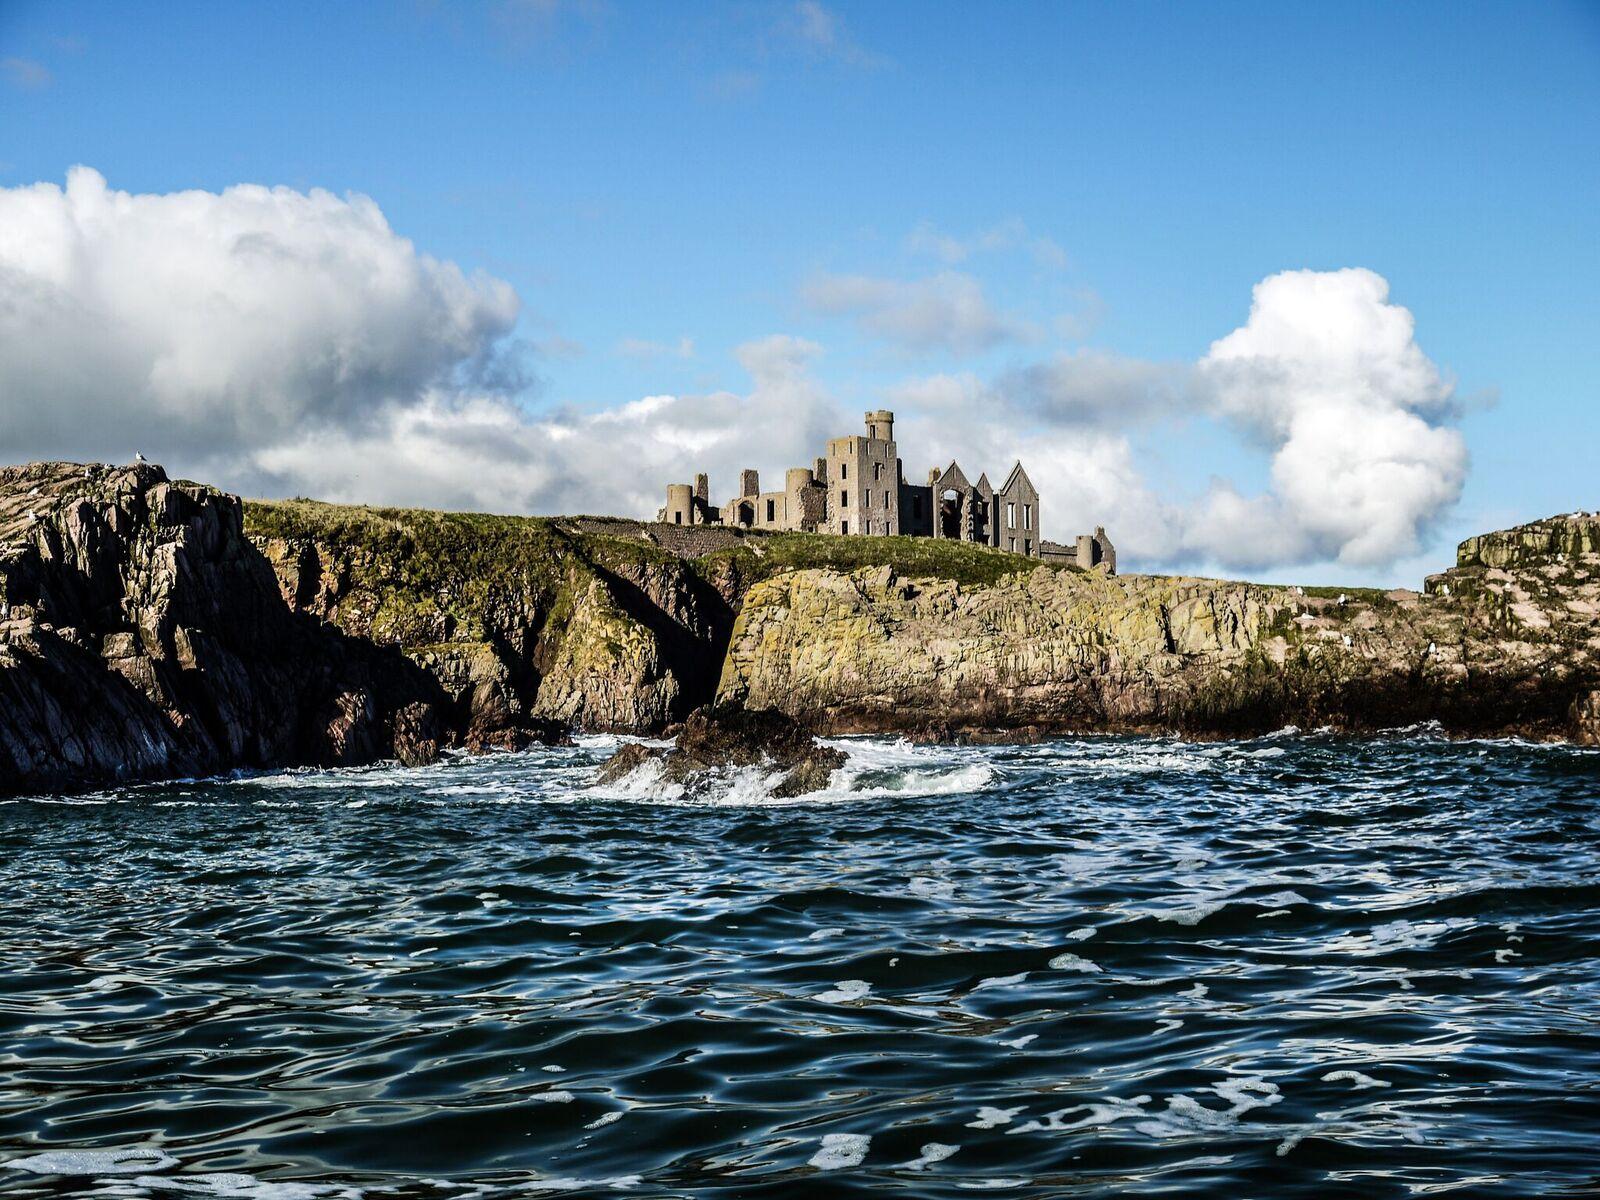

{"left": 658, "top": 410, "right": 1114, "bottom": 572}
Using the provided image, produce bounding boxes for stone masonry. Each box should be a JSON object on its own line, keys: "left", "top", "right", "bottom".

{"left": 657, "top": 411, "right": 1114, "bottom": 570}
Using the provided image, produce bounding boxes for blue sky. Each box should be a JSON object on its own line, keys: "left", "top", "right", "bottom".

{"left": 2, "top": 0, "right": 1597, "bottom": 583}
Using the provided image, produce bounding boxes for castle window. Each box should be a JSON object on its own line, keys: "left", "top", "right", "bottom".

{"left": 865, "top": 490, "right": 871, "bottom": 508}
{"left": 674, "top": 512, "right": 682, "bottom": 525}
{"left": 1009, "top": 537, "right": 1016, "bottom": 552}
{"left": 1024, "top": 538, "right": 1032, "bottom": 556}
{"left": 766, "top": 498, "right": 775, "bottom": 522}
{"left": 840, "top": 490, "right": 849, "bottom": 507}
{"left": 1007, "top": 502, "right": 1016, "bottom": 528}
{"left": 873, "top": 462, "right": 882, "bottom": 481}
{"left": 841, "top": 520, "right": 849, "bottom": 535}
{"left": 1024, "top": 504, "right": 1032, "bottom": 531}
{"left": 841, "top": 463, "right": 847, "bottom": 480}
{"left": 884, "top": 490, "right": 890, "bottom": 509}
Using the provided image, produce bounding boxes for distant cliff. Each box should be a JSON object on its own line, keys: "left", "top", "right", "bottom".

{"left": 2, "top": 463, "right": 1596, "bottom": 798}
{"left": 720, "top": 515, "right": 1600, "bottom": 744}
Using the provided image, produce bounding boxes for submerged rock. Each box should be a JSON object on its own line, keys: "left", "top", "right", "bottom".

{"left": 595, "top": 705, "right": 847, "bottom": 798}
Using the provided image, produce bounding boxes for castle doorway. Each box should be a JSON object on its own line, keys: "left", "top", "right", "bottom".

{"left": 736, "top": 501, "right": 754, "bottom": 527}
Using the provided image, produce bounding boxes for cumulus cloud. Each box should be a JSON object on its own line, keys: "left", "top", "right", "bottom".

{"left": 1192, "top": 268, "right": 1466, "bottom": 567}
{"left": 0, "top": 167, "right": 520, "bottom": 474}
{"left": 886, "top": 268, "right": 1466, "bottom": 572}
{"left": 247, "top": 336, "right": 843, "bottom": 516}
{"left": 800, "top": 270, "right": 1036, "bottom": 356}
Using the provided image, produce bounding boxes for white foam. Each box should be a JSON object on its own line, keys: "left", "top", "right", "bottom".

{"left": 973, "top": 972, "right": 1028, "bottom": 991}
{"left": 806, "top": 927, "right": 843, "bottom": 941}
{"left": 816, "top": 980, "right": 872, "bottom": 1004}
{"left": 1322, "top": 1069, "right": 1389, "bottom": 1090}
{"left": 522, "top": 1176, "right": 641, "bottom": 1192}
{"left": 1066, "top": 927, "right": 1096, "bottom": 941}
{"left": 809, "top": 1133, "right": 870, "bottom": 1169}
{"left": 5, "top": 1148, "right": 178, "bottom": 1175}
{"left": 532, "top": 1090, "right": 575, "bottom": 1103}
{"left": 541, "top": 1064, "right": 567, "bottom": 1073}
{"left": 126, "top": 1173, "right": 360, "bottom": 1198}
{"left": 583, "top": 1111, "right": 624, "bottom": 1130}
{"left": 1047, "top": 952, "right": 1102, "bottom": 973}
{"left": 900, "top": 1143, "right": 958, "bottom": 1170}
{"left": 966, "top": 1106, "right": 1025, "bottom": 1129}
{"left": 1001, "top": 1033, "right": 1038, "bottom": 1049}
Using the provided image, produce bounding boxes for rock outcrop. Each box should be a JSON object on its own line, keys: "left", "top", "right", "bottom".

{"left": 0, "top": 463, "right": 459, "bottom": 797}
{"left": 719, "top": 514, "right": 1600, "bottom": 742}
{"left": 246, "top": 501, "right": 743, "bottom": 738}
{"left": 595, "top": 706, "right": 847, "bottom": 798}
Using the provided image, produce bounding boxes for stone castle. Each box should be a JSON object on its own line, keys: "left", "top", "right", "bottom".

{"left": 658, "top": 410, "right": 1115, "bottom": 572}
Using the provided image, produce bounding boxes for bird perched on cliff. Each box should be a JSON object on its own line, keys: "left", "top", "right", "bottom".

{"left": 135, "top": 451, "right": 148, "bottom": 464}
{"left": 1337, "top": 593, "right": 1348, "bottom": 606}
{"left": 1342, "top": 633, "right": 1352, "bottom": 647}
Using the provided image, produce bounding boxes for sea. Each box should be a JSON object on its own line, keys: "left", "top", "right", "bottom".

{"left": 1, "top": 730, "right": 1598, "bottom": 1198}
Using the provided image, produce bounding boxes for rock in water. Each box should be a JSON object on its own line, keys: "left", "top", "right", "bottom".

{"left": 595, "top": 705, "right": 846, "bottom": 798}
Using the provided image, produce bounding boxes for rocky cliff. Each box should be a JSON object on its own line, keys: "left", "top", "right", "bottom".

{"left": 0, "top": 463, "right": 456, "bottom": 797}
{"left": 244, "top": 500, "right": 745, "bottom": 739}
{"left": 719, "top": 514, "right": 1600, "bottom": 744}
{"left": 4, "top": 461, "right": 1596, "bottom": 799}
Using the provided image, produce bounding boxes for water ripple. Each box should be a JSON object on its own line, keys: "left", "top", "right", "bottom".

{"left": 1, "top": 733, "right": 1598, "bottom": 1197}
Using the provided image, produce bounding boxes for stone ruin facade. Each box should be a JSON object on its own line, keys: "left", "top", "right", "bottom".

{"left": 657, "top": 410, "right": 1115, "bottom": 571}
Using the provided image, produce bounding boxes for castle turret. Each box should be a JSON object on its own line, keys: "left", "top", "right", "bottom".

{"left": 739, "top": 469, "right": 760, "bottom": 498}
{"left": 866, "top": 410, "right": 895, "bottom": 442}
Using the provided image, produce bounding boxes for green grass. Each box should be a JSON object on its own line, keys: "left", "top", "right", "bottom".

{"left": 694, "top": 530, "right": 1073, "bottom": 589}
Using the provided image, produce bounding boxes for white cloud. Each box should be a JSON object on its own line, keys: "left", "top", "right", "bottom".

{"left": 0, "top": 167, "right": 520, "bottom": 471}
{"left": 885, "top": 268, "right": 1466, "bottom": 572}
{"left": 1193, "top": 268, "right": 1467, "bottom": 567}
{"left": 800, "top": 270, "right": 1036, "bottom": 356}
{"left": 247, "top": 336, "right": 843, "bottom": 516}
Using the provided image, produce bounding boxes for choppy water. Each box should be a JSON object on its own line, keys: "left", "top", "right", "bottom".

{"left": 2, "top": 731, "right": 1599, "bottom": 1198}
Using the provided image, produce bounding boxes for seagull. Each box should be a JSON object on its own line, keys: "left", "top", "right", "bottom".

{"left": 1428, "top": 642, "right": 1437, "bottom": 657}
{"left": 1337, "top": 593, "right": 1348, "bottom": 606}
{"left": 1342, "top": 634, "right": 1352, "bottom": 647}
{"left": 135, "top": 451, "right": 148, "bottom": 464}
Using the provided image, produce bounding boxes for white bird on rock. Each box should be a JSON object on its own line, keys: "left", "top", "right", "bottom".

{"left": 135, "top": 451, "right": 148, "bottom": 464}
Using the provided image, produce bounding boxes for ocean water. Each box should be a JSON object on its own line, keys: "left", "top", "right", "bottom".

{"left": 2, "top": 732, "right": 1598, "bottom": 1198}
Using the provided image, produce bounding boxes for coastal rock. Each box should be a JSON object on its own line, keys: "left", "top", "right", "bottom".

{"left": 719, "top": 518, "right": 1600, "bottom": 741}
{"left": 0, "top": 462, "right": 456, "bottom": 796}
{"left": 595, "top": 706, "right": 847, "bottom": 797}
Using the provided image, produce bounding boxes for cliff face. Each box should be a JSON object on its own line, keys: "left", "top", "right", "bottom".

{"left": 719, "top": 514, "right": 1600, "bottom": 744}
{"left": 0, "top": 464, "right": 453, "bottom": 797}
{"left": 244, "top": 501, "right": 743, "bottom": 739}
